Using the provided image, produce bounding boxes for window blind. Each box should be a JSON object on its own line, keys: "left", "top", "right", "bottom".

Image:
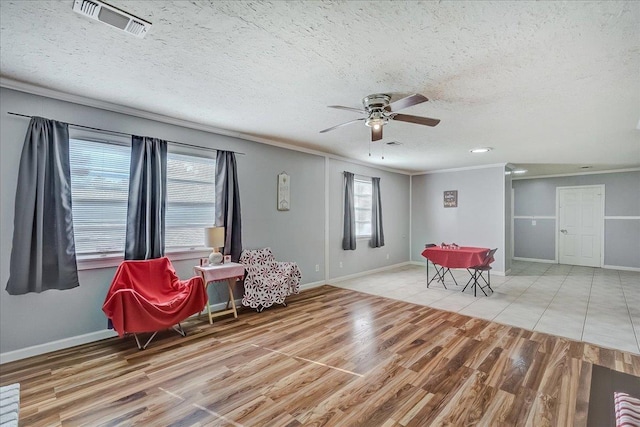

{"left": 69, "top": 139, "right": 216, "bottom": 257}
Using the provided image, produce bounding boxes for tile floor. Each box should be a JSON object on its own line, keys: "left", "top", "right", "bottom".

{"left": 332, "top": 260, "right": 640, "bottom": 355}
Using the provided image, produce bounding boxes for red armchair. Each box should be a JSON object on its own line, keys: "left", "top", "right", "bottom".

{"left": 102, "top": 257, "right": 207, "bottom": 349}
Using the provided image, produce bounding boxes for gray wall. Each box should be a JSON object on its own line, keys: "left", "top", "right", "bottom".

{"left": 327, "top": 159, "right": 411, "bottom": 279}
{"left": 0, "top": 87, "right": 349, "bottom": 354}
{"left": 512, "top": 171, "right": 640, "bottom": 268}
{"left": 410, "top": 166, "right": 506, "bottom": 273}
{"left": 504, "top": 168, "right": 513, "bottom": 272}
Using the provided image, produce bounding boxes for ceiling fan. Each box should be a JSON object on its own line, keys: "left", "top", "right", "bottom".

{"left": 320, "top": 93, "right": 440, "bottom": 142}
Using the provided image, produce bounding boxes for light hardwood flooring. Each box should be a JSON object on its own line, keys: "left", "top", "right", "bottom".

{"left": 1, "top": 284, "right": 639, "bottom": 426}
{"left": 335, "top": 261, "right": 640, "bottom": 355}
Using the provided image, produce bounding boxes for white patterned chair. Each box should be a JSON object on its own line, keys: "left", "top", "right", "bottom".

{"left": 239, "top": 247, "right": 301, "bottom": 311}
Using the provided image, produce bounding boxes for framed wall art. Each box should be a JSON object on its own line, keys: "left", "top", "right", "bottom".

{"left": 444, "top": 190, "right": 458, "bottom": 208}
{"left": 277, "top": 172, "right": 290, "bottom": 211}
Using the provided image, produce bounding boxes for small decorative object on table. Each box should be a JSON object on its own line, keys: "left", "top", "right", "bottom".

{"left": 204, "top": 226, "right": 225, "bottom": 265}
{"left": 224, "top": 255, "right": 231, "bottom": 264}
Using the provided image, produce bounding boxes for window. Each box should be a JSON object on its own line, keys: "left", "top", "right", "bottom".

{"left": 69, "top": 139, "right": 130, "bottom": 257}
{"left": 69, "top": 138, "right": 215, "bottom": 259}
{"left": 354, "top": 178, "right": 372, "bottom": 237}
{"left": 165, "top": 152, "right": 216, "bottom": 250}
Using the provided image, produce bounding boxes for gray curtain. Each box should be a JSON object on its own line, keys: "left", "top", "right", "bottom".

{"left": 6, "top": 117, "right": 79, "bottom": 295}
{"left": 370, "top": 177, "right": 385, "bottom": 248}
{"left": 215, "top": 151, "right": 243, "bottom": 262}
{"left": 124, "top": 136, "right": 167, "bottom": 260}
{"left": 342, "top": 171, "right": 356, "bottom": 250}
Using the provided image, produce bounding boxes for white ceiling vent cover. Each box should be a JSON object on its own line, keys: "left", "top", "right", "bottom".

{"left": 72, "top": 0, "right": 151, "bottom": 38}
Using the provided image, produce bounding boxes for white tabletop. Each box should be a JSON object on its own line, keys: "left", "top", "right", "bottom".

{"left": 194, "top": 262, "right": 245, "bottom": 282}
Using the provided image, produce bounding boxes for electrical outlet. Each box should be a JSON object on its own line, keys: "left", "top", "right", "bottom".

{"left": 339, "top": 261, "right": 343, "bottom": 268}
{"left": 532, "top": 220, "right": 537, "bottom": 226}
{"left": 315, "top": 264, "right": 319, "bottom": 272}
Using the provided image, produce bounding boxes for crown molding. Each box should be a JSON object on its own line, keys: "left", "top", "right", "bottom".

{"left": 411, "top": 163, "right": 507, "bottom": 176}
{"left": 1, "top": 78, "right": 409, "bottom": 175}
{"left": 511, "top": 167, "right": 640, "bottom": 180}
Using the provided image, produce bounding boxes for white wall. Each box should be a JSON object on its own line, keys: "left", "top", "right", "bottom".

{"left": 0, "top": 87, "right": 411, "bottom": 358}
{"left": 410, "top": 166, "right": 506, "bottom": 273}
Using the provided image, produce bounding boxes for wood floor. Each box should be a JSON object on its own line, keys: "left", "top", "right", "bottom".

{"left": 1, "top": 285, "right": 639, "bottom": 426}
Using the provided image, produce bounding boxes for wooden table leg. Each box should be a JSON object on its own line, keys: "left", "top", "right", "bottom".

{"left": 205, "top": 282, "right": 214, "bottom": 324}
{"left": 227, "top": 278, "right": 238, "bottom": 318}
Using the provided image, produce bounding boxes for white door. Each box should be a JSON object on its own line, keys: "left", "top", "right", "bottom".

{"left": 558, "top": 186, "right": 603, "bottom": 267}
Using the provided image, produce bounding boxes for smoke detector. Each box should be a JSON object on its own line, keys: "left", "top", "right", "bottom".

{"left": 72, "top": 0, "right": 151, "bottom": 38}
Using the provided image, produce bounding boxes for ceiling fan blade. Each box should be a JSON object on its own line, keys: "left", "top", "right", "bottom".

{"left": 371, "top": 126, "right": 383, "bottom": 141}
{"left": 328, "top": 105, "right": 367, "bottom": 114}
{"left": 319, "top": 118, "right": 365, "bottom": 133}
{"left": 386, "top": 93, "right": 429, "bottom": 112}
{"left": 391, "top": 113, "right": 440, "bottom": 127}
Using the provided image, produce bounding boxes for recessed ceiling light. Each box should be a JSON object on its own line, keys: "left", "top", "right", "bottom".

{"left": 470, "top": 147, "right": 492, "bottom": 153}
{"left": 512, "top": 169, "right": 528, "bottom": 174}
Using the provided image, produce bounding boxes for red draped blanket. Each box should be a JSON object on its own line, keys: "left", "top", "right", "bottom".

{"left": 102, "top": 257, "right": 207, "bottom": 336}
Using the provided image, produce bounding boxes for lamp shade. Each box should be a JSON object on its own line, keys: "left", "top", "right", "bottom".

{"left": 204, "top": 226, "right": 225, "bottom": 248}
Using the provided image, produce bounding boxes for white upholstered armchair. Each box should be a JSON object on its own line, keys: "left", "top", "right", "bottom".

{"left": 239, "top": 248, "right": 301, "bottom": 311}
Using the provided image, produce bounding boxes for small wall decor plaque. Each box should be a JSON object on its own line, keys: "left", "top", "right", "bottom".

{"left": 444, "top": 190, "right": 458, "bottom": 208}
{"left": 277, "top": 172, "right": 290, "bottom": 211}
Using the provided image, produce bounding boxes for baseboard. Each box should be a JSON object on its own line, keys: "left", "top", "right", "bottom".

{"left": 1, "top": 281, "right": 329, "bottom": 364}
{"left": 328, "top": 262, "right": 410, "bottom": 284}
{"left": 603, "top": 265, "right": 640, "bottom": 272}
{"left": 0, "top": 329, "right": 118, "bottom": 365}
{"left": 299, "top": 280, "right": 326, "bottom": 290}
{"left": 513, "top": 257, "right": 557, "bottom": 264}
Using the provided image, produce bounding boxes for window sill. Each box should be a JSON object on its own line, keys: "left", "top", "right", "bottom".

{"left": 76, "top": 248, "right": 211, "bottom": 271}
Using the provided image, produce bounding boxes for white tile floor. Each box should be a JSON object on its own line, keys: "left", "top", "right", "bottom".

{"left": 332, "top": 261, "right": 640, "bottom": 355}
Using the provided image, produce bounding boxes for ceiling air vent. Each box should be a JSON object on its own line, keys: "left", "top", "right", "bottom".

{"left": 72, "top": 0, "right": 151, "bottom": 38}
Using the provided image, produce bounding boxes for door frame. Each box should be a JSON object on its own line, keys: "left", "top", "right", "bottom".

{"left": 555, "top": 184, "right": 605, "bottom": 267}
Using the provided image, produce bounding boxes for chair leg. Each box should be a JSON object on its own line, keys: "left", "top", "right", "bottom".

{"left": 444, "top": 268, "right": 458, "bottom": 286}
{"left": 462, "top": 269, "right": 474, "bottom": 293}
{"left": 476, "top": 271, "right": 492, "bottom": 295}
{"left": 133, "top": 323, "right": 186, "bottom": 350}
{"left": 173, "top": 323, "right": 186, "bottom": 337}
{"left": 133, "top": 331, "right": 158, "bottom": 350}
{"left": 427, "top": 264, "right": 447, "bottom": 289}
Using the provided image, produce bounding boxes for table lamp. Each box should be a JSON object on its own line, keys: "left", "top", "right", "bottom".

{"left": 204, "top": 226, "right": 225, "bottom": 265}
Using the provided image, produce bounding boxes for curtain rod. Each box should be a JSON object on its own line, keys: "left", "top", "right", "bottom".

{"left": 7, "top": 112, "right": 245, "bottom": 155}
{"left": 342, "top": 171, "right": 378, "bottom": 179}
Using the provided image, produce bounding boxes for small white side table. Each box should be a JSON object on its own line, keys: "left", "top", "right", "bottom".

{"left": 194, "top": 262, "right": 245, "bottom": 324}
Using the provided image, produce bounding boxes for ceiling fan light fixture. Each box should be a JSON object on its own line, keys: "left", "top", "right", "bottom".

{"left": 470, "top": 147, "right": 492, "bottom": 154}
{"left": 365, "top": 115, "right": 387, "bottom": 129}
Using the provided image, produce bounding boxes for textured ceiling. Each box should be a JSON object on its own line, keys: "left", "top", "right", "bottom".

{"left": 1, "top": 0, "right": 639, "bottom": 175}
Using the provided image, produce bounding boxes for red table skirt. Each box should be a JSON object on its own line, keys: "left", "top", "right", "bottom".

{"left": 422, "top": 246, "right": 492, "bottom": 269}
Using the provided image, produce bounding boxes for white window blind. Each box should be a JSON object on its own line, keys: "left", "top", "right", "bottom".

{"left": 69, "top": 138, "right": 216, "bottom": 258}
{"left": 165, "top": 152, "right": 216, "bottom": 250}
{"left": 69, "top": 139, "right": 130, "bottom": 257}
{"left": 354, "top": 178, "right": 372, "bottom": 238}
